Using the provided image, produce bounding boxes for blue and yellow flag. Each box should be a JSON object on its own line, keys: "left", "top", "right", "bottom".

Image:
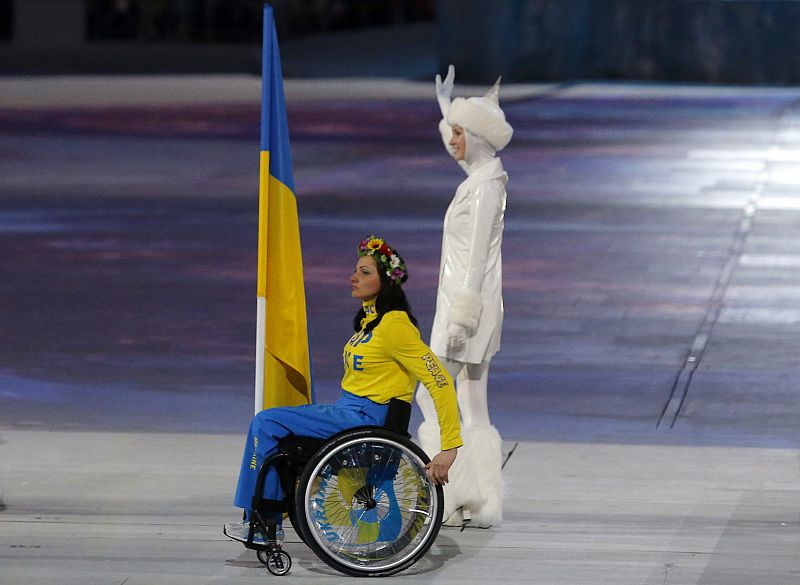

{"left": 254, "top": 4, "right": 312, "bottom": 411}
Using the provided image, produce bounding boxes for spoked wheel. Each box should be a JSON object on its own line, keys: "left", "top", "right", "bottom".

{"left": 257, "top": 549, "right": 292, "bottom": 575}
{"left": 295, "top": 428, "right": 443, "bottom": 577}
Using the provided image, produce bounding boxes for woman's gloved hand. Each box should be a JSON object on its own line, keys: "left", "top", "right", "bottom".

{"left": 446, "top": 322, "right": 467, "bottom": 354}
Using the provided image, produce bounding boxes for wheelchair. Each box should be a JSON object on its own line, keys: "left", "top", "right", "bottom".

{"left": 241, "top": 399, "right": 444, "bottom": 577}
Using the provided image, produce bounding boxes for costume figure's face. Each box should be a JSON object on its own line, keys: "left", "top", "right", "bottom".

{"left": 449, "top": 125, "right": 466, "bottom": 161}
{"left": 351, "top": 255, "right": 382, "bottom": 301}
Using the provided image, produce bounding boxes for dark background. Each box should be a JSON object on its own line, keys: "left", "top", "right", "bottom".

{"left": 4, "top": 1, "right": 800, "bottom": 83}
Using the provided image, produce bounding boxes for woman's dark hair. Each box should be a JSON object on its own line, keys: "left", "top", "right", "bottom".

{"left": 353, "top": 263, "right": 418, "bottom": 332}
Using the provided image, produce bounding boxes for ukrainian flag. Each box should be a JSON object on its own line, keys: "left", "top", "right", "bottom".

{"left": 254, "top": 4, "right": 312, "bottom": 411}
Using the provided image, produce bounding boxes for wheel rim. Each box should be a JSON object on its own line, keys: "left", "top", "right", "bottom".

{"left": 303, "top": 437, "right": 439, "bottom": 572}
{"left": 267, "top": 551, "right": 291, "bottom": 575}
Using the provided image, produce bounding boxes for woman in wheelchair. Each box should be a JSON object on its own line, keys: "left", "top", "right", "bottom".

{"left": 224, "top": 235, "right": 462, "bottom": 576}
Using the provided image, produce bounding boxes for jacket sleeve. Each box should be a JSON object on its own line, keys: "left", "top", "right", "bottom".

{"left": 383, "top": 313, "right": 463, "bottom": 450}
{"left": 449, "top": 181, "right": 505, "bottom": 332}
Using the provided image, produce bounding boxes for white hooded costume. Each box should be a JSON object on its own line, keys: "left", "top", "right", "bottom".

{"left": 416, "top": 66, "right": 511, "bottom": 528}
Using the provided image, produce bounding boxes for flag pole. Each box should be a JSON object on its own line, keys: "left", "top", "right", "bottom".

{"left": 254, "top": 303, "right": 266, "bottom": 414}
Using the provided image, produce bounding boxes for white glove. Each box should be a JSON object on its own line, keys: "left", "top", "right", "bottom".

{"left": 435, "top": 64, "right": 455, "bottom": 118}
{"left": 446, "top": 322, "right": 467, "bottom": 355}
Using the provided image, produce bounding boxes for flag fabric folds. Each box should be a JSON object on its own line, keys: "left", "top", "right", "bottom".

{"left": 254, "top": 3, "right": 312, "bottom": 412}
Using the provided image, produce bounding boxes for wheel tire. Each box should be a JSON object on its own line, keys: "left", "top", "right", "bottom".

{"left": 266, "top": 550, "right": 292, "bottom": 576}
{"left": 294, "top": 427, "right": 444, "bottom": 577}
{"left": 287, "top": 497, "right": 309, "bottom": 545}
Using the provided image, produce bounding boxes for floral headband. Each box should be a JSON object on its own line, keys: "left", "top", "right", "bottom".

{"left": 358, "top": 235, "right": 408, "bottom": 285}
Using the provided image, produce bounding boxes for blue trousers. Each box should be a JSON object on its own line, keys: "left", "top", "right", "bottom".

{"left": 234, "top": 391, "right": 389, "bottom": 513}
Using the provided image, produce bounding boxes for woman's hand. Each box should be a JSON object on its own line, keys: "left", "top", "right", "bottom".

{"left": 424, "top": 448, "right": 458, "bottom": 485}
{"left": 446, "top": 323, "right": 467, "bottom": 354}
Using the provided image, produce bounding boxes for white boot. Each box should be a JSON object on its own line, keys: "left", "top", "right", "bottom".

{"left": 417, "top": 422, "right": 503, "bottom": 527}
{"left": 416, "top": 419, "right": 442, "bottom": 458}
{"left": 417, "top": 420, "right": 463, "bottom": 525}
{"left": 445, "top": 425, "right": 503, "bottom": 527}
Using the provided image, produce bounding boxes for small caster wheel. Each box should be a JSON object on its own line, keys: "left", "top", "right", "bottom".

{"left": 256, "top": 549, "right": 269, "bottom": 566}
{"left": 266, "top": 550, "right": 291, "bottom": 576}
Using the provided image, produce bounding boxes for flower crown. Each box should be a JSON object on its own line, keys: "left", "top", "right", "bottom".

{"left": 357, "top": 235, "right": 408, "bottom": 285}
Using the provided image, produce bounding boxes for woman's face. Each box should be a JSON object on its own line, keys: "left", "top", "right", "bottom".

{"left": 351, "top": 255, "right": 382, "bottom": 301}
{"left": 449, "top": 125, "right": 466, "bottom": 161}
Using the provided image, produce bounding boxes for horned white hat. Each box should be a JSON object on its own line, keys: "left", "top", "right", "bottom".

{"left": 446, "top": 77, "right": 513, "bottom": 152}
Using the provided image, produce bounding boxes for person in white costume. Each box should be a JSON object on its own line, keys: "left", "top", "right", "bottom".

{"left": 416, "top": 65, "right": 512, "bottom": 527}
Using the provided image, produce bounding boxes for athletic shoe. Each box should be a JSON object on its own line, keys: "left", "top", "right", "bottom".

{"left": 223, "top": 521, "right": 284, "bottom": 545}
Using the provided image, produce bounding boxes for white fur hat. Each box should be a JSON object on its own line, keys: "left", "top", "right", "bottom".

{"left": 446, "top": 77, "right": 513, "bottom": 152}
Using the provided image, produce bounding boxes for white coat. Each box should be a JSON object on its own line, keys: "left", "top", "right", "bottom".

{"left": 429, "top": 157, "right": 507, "bottom": 364}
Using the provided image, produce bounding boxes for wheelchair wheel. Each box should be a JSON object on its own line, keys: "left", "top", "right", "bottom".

{"left": 258, "top": 549, "right": 291, "bottom": 576}
{"left": 294, "top": 427, "right": 444, "bottom": 577}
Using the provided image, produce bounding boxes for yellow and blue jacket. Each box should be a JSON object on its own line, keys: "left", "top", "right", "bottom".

{"left": 341, "top": 300, "right": 462, "bottom": 451}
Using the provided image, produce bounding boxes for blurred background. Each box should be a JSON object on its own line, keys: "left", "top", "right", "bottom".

{"left": 4, "top": 0, "right": 800, "bottom": 82}
{"left": 1, "top": 1, "right": 799, "bottom": 443}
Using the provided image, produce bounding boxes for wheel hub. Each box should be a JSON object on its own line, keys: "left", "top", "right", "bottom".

{"left": 353, "top": 485, "right": 377, "bottom": 510}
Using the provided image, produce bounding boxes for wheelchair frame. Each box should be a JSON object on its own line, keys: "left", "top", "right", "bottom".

{"left": 243, "top": 399, "right": 445, "bottom": 577}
